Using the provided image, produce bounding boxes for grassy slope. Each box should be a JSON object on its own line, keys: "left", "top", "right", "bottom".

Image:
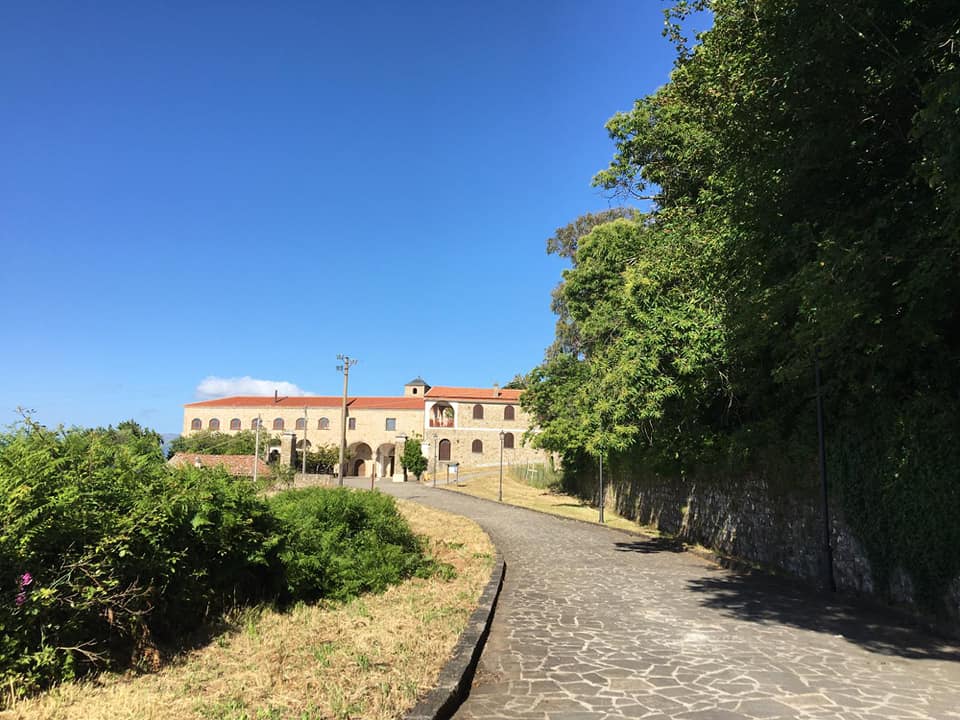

{"left": 440, "top": 467, "right": 650, "bottom": 535}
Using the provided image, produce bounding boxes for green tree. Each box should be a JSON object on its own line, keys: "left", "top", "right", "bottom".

{"left": 527, "top": 0, "right": 960, "bottom": 608}
{"left": 503, "top": 374, "right": 527, "bottom": 390}
{"left": 400, "top": 436, "right": 428, "bottom": 482}
{"left": 296, "top": 443, "right": 339, "bottom": 474}
{"left": 544, "top": 208, "right": 639, "bottom": 358}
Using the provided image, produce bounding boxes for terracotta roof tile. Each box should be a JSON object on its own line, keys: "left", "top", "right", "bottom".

{"left": 348, "top": 397, "right": 425, "bottom": 410}
{"left": 185, "top": 396, "right": 342, "bottom": 408}
{"left": 184, "top": 396, "right": 424, "bottom": 410}
{"left": 168, "top": 453, "right": 271, "bottom": 477}
{"left": 424, "top": 386, "right": 523, "bottom": 402}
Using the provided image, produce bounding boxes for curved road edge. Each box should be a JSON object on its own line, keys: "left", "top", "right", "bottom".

{"left": 404, "top": 548, "right": 506, "bottom": 720}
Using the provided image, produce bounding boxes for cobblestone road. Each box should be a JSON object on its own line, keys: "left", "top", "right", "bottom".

{"left": 366, "top": 481, "right": 960, "bottom": 720}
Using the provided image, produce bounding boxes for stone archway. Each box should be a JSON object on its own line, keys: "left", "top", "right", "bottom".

{"left": 348, "top": 442, "right": 373, "bottom": 476}
{"left": 376, "top": 443, "right": 396, "bottom": 478}
{"left": 430, "top": 403, "right": 455, "bottom": 427}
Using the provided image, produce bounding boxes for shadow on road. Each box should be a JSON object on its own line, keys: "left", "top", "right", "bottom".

{"left": 687, "top": 572, "right": 960, "bottom": 662}
{"left": 613, "top": 537, "right": 686, "bottom": 554}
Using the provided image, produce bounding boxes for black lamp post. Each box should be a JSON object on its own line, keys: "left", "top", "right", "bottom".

{"left": 598, "top": 446, "right": 605, "bottom": 524}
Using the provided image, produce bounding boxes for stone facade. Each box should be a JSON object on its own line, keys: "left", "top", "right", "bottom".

{"left": 182, "top": 379, "right": 551, "bottom": 479}
{"left": 183, "top": 386, "right": 424, "bottom": 478}
{"left": 422, "top": 386, "right": 545, "bottom": 473}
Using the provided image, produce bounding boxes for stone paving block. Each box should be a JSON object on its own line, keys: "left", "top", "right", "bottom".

{"left": 731, "top": 698, "right": 798, "bottom": 717}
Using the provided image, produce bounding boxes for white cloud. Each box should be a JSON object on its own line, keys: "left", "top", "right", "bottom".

{"left": 195, "top": 376, "right": 311, "bottom": 400}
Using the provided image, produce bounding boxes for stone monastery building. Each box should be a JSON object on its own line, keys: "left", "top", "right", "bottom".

{"left": 182, "top": 378, "right": 547, "bottom": 480}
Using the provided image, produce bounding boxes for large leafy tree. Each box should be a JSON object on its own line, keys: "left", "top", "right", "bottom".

{"left": 527, "top": 0, "right": 960, "bottom": 607}
{"left": 526, "top": 213, "right": 728, "bottom": 462}
{"left": 544, "top": 208, "right": 639, "bottom": 358}
{"left": 596, "top": 0, "right": 960, "bottom": 429}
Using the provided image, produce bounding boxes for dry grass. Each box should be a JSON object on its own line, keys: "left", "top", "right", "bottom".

{"left": 443, "top": 467, "right": 659, "bottom": 536}
{"left": 2, "top": 499, "right": 493, "bottom": 720}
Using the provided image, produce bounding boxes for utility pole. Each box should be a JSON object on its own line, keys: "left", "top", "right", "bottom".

{"left": 336, "top": 355, "right": 356, "bottom": 486}
{"left": 252, "top": 414, "right": 262, "bottom": 484}
{"left": 301, "top": 407, "right": 308, "bottom": 476}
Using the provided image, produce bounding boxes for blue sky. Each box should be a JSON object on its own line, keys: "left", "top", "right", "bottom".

{"left": 0, "top": 1, "right": 702, "bottom": 434}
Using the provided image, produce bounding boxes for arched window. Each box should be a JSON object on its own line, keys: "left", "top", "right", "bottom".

{"left": 319, "top": 417, "right": 330, "bottom": 430}
{"left": 229, "top": 418, "right": 241, "bottom": 430}
{"left": 471, "top": 439, "right": 483, "bottom": 453}
{"left": 251, "top": 418, "right": 262, "bottom": 430}
{"left": 503, "top": 432, "right": 515, "bottom": 449}
{"left": 438, "top": 439, "right": 451, "bottom": 461}
{"left": 273, "top": 417, "right": 284, "bottom": 431}
{"left": 472, "top": 404, "right": 484, "bottom": 420}
{"left": 503, "top": 405, "right": 515, "bottom": 421}
{"left": 190, "top": 418, "right": 202, "bottom": 430}
{"left": 295, "top": 417, "right": 306, "bottom": 430}
{"left": 208, "top": 418, "right": 220, "bottom": 431}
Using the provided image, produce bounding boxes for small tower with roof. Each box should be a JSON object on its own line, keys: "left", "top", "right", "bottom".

{"left": 404, "top": 377, "right": 430, "bottom": 397}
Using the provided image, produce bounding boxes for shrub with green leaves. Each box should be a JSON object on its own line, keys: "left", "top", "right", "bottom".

{"left": 269, "top": 487, "right": 431, "bottom": 602}
{"left": 0, "top": 418, "right": 434, "bottom": 701}
{"left": 0, "top": 419, "right": 281, "bottom": 696}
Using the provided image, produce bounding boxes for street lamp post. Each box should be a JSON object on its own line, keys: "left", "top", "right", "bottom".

{"left": 598, "top": 447, "right": 605, "bottom": 524}
{"left": 301, "top": 407, "right": 308, "bottom": 476}
{"left": 252, "top": 414, "right": 262, "bottom": 484}
{"left": 499, "top": 429, "right": 504, "bottom": 502}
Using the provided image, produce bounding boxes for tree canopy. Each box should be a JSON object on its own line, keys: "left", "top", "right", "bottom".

{"left": 296, "top": 444, "right": 339, "bottom": 474}
{"left": 523, "top": 0, "right": 960, "bottom": 609}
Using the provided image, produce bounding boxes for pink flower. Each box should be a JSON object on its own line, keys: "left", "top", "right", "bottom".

{"left": 19, "top": 573, "right": 32, "bottom": 587}
{"left": 15, "top": 592, "right": 26, "bottom": 606}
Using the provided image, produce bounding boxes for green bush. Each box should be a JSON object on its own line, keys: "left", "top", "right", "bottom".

{"left": 0, "top": 420, "right": 282, "bottom": 695}
{"left": 269, "top": 487, "right": 430, "bottom": 602}
{"left": 0, "top": 419, "right": 433, "bottom": 700}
